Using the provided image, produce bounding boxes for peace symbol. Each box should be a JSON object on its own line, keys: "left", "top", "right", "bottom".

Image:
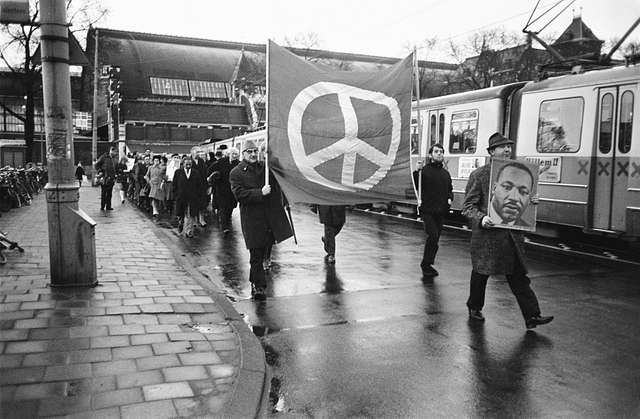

{"left": 288, "top": 82, "right": 401, "bottom": 191}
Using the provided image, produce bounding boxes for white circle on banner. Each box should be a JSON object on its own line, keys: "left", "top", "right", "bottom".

{"left": 288, "top": 82, "right": 401, "bottom": 191}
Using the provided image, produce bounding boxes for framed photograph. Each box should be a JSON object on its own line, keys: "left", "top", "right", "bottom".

{"left": 488, "top": 158, "right": 538, "bottom": 231}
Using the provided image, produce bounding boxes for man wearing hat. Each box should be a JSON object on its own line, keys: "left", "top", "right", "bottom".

{"left": 462, "top": 132, "right": 553, "bottom": 329}
{"left": 230, "top": 140, "right": 293, "bottom": 300}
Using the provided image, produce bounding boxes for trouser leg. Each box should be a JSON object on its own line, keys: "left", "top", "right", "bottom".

{"left": 105, "top": 185, "right": 113, "bottom": 208}
{"left": 100, "top": 185, "right": 108, "bottom": 209}
{"left": 323, "top": 224, "right": 339, "bottom": 256}
{"left": 506, "top": 261, "right": 541, "bottom": 319}
{"left": 467, "top": 270, "right": 489, "bottom": 311}
{"left": 421, "top": 213, "right": 443, "bottom": 268}
{"left": 219, "top": 205, "right": 233, "bottom": 231}
{"left": 249, "top": 247, "right": 267, "bottom": 288}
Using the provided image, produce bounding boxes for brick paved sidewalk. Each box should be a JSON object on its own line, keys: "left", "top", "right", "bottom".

{"left": 0, "top": 184, "right": 267, "bottom": 418}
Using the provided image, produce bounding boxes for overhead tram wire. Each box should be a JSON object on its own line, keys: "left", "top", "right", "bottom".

{"left": 414, "top": 0, "right": 561, "bottom": 53}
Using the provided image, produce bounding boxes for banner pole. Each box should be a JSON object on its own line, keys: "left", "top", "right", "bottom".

{"left": 264, "top": 39, "right": 270, "bottom": 186}
{"left": 413, "top": 47, "right": 423, "bottom": 215}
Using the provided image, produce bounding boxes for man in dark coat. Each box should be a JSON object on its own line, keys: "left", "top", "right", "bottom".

{"left": 463, "top": 132, "right": 553, "bottom": 329}
{"left": 94, "top": 146, "right": 118, "bottom": 210}
{"left": 318, "top": 205, "right": 346, "bottom": 264}
{"left": 208, "top": 147, "right": 240, "bottom": 233}
{"left": 413, "top": 143, "right": 452, "bottom": 277}
{"left": 173, "top": 156, "right": 205, "bottom": 238}
{"left": 230, "top": 140, "right": 293, "bottom": 300}
{"left": 192, "top": 150, "right": 209, "bottom": 227}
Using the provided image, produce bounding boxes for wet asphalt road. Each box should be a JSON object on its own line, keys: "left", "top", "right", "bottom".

{"left": 168, "top": 205, "right": 640, "bottom": 418}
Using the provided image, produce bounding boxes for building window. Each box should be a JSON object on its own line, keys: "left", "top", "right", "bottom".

{"left": 188, "top": 80, "right": 228, "bottom": 99}
{"left": 150, "top": 77, "right": 189, "bottom": 96}
{"left": 4, "top": 105, "right": 24, "bottom": 132}
{"left": 537, "top": 97, "right": 584, "bottom": 153}
{"left": 449, "top": 110, "right": 478, "bottom": 154}
{"left": 618, "top": 90, "right": 633, "bottom": 154}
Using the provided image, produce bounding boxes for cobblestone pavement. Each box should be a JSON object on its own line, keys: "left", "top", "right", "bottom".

{"left": 0, "top": 184, "right": 266, "bottom": 418}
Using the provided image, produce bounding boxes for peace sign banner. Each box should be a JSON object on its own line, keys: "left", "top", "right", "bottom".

{"left": 268, "top": 40, "right": 414, "bottom": 205}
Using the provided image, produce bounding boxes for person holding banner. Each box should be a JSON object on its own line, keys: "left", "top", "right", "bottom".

{"left": 413, "top": 143, "right": 452, "bottom": 277}
{"left": 230, "top": 140, "right": 293, "bottom": 300}
{"left": 462, "top": 133, "right": 553, "bottom": 329}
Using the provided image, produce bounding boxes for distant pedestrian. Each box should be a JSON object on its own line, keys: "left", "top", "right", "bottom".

{"left": 94, "top": 147, "right": 118, "bottom": 211}
{"left": 230, "top": 140, "right": 293, "bottom": 300}
{"left": 208, "top": 147, "right": 240, "bottom": 234}
{"left": 145, "top": 155, "right": 167, "bottom": 219}
{"left": 165, "top": 153, "right": 181, "bottom": 215}
{"left": 173, "top": 156, "right": 204, "bottom": 238}
{"left": 463, "top": 132, "right": 553, "bottom": 329}
{"left": 318, "top": 205, "right": 346, "bottom": 264}
{"left": 116, "top": 156, "right": 129, "bottom": 204}
{"left": 413, "top": 143, "right": 452, "bottom": 277}
{"left": 74, "top": 162, "right": 85, "bottom": 187}
{"left": 193, "top": 150, "right": 209, "bottom": 227}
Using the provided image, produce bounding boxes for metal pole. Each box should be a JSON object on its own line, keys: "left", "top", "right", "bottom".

{"left": 41, "top": 0, "right": 97, "bottom": 286}
{"left": 91, "top": 28, "right": 98, "bottom": 182}
{"left": 413, "top": 47, "right": 423, "bottom": 214}
{"left": 264, "top": 40, "right": 270, "bottom": 186}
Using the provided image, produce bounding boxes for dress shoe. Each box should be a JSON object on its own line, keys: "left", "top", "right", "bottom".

{"left": 106, "top": 207, "right": 114, "bottom": 211}
{"left": 422, "top": 265, "right": 439, "bottom": 277}
{"left": 526, "top": 315, "right": 554, "bottom": 329}
{"left": 251, "top": 284, "right": 267, "bottom": 300}
{"left": 468, "top": 308, "right": 485, "bottom": 321}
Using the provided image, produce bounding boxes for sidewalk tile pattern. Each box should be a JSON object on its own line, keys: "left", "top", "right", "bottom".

{"left": 0, "top": 186, "right": 241, "bottom": 418}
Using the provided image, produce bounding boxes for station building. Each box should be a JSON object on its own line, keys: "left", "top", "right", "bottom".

{"left": 80, "top": 27, "right": 458, "bottom": 156}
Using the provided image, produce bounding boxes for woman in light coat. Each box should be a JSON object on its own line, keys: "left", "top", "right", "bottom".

{"left": 144, "top": 155, "right": 167, "bottom": 218}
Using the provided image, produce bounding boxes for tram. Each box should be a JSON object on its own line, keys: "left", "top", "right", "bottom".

{"left": 406, "top": 63, "right": 640, "bottom": 238}
{"left": 191, "top": 128, "right": 267, "bottom": 157}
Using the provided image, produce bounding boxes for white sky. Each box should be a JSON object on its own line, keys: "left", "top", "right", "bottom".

{"left": 99, "top": 0, "right": 640, "bottom": 62}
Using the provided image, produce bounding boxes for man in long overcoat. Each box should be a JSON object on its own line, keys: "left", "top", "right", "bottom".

{"left": 173, "top": 156, "right": 204, "bottom": 238}
{"left": 463, "top": 132, "right": 553, "bottom": 329}
{"left": 208, "top": 147, "right": 240, "bottom": 233}
{"left": 230, "top": 140, "right": 293, "bottom": 299}
{"left": 94, "top": 146, "right": 118, "bottom": 211}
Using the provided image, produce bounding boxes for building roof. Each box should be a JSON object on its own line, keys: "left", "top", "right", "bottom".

{"left": 87, "top": 27, "right": 457, "bottom": 99}
{"left": 552, "top": 16, "right": 603, "bottom": 45}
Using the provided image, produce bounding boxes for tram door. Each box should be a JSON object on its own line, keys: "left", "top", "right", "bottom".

{"left": 593, "top": 85, "right": 635, "bottom": 231}
{"left": 426, "top": 110, "right": 446, "bottom": 152}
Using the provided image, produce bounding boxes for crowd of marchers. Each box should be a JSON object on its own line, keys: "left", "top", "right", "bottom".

{"left": 93, "top": 132, "right": 554, "bottom": 327}
{"left": 93, "top": 145, "right": 241, "bottom": 238}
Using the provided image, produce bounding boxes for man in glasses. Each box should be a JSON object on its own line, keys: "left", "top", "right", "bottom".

{"left": 230, "top": 140, "right": 293, "bottom": 300}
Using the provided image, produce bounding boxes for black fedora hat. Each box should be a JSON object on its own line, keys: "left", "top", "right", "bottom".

{"left": 487, "top": 132, "right": 514, "bottom": 151}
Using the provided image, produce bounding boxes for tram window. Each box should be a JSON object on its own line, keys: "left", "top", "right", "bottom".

{"left": 410, "top": 117, "right": 420, "bottom": 155}
{"left": 430, "top": 115, "right": 437, "bottom": 144}
{"left": 618, "top": 91, "right": 633, "bottom": 154}
{"left": 439, "top": 113, "right": 445, "bottom": 142}
{"left": 537, "top": 97, "right": 584, "bottom": 153}
{"left": 599, "top": 93, "right": 613, "bottom": 153}
{"left": 449, "top": 110, "right": 478, "bottom": 154}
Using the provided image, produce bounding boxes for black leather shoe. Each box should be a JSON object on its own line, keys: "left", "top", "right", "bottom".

{"left": 422, "top": 265, "right": 439, "bottom": 277}
{"left": 251, "top": 284, "right": 267, "bottom": 301}
{"left": 468, "top": 308, "right": 485, "bottom": 321}
{"left": 526, "top": 315, "right": 554, "bottom": 329}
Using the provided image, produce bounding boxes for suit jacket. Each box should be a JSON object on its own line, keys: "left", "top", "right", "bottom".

{"left": 230, "top": 160, "right": 293, "bottom": 249}
{"left": 462, "top": 163, "right": 527, "bottom": 275}
{"left": 173, "top": 168, "right": 204, "bottom": 217}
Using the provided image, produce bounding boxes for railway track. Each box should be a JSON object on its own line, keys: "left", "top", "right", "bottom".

{"left": 355, "top": 207, "right": 640, "bottom": 267}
